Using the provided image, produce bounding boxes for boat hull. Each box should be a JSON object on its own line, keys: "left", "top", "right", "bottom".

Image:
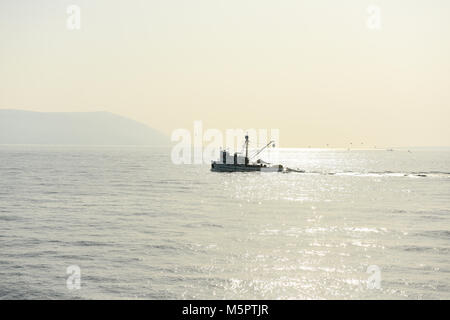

{"left": 211, "top": 163, "right": 283, "bottom": 172}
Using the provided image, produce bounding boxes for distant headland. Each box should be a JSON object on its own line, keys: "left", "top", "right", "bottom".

{"left": 0, "top": 109, "right": 168, "bottom": 146}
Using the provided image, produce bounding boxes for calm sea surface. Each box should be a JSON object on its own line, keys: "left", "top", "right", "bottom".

{"left": 0, "top": 146, "right": 449, "bottom": 299}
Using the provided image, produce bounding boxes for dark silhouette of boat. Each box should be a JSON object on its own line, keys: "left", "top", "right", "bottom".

{"left": 211, "top": 134, "right": 283, "bottom": 172}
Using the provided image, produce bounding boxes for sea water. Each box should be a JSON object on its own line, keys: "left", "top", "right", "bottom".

{"left": 0, "top": 146, "right": 448, "bottom": 299}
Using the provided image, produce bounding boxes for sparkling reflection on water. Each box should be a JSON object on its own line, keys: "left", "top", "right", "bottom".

{"left": 0, "top": 146, "right": 449, "bottom": 299}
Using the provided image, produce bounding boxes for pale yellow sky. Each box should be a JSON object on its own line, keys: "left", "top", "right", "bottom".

{"left": 1, "top": 0, "right": 449, "bottom": 147}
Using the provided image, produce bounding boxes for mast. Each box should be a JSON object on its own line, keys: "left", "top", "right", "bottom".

{"left": 245, "top": 134, "right": 249, "bottom": 165}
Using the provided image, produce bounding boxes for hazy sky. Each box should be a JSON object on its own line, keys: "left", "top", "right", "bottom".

{"left": 1, "top": 0, "right": 449, "bottom": 147}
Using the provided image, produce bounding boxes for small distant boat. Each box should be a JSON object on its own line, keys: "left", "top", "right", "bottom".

{"left": 211, "top": 134, "right": 284, "bottom": 172}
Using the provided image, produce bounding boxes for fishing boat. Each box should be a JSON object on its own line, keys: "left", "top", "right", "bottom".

{"left": 211, "top": 134, "right": 284, "bottom": 172}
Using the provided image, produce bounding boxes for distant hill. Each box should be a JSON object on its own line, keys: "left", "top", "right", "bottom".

{"left": 0, "top": 109, "right": 169, "bottom": 145}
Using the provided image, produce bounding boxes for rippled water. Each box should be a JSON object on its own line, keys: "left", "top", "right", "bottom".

{"left": 0, "top": 146, "right": 449, "bottom": 299}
